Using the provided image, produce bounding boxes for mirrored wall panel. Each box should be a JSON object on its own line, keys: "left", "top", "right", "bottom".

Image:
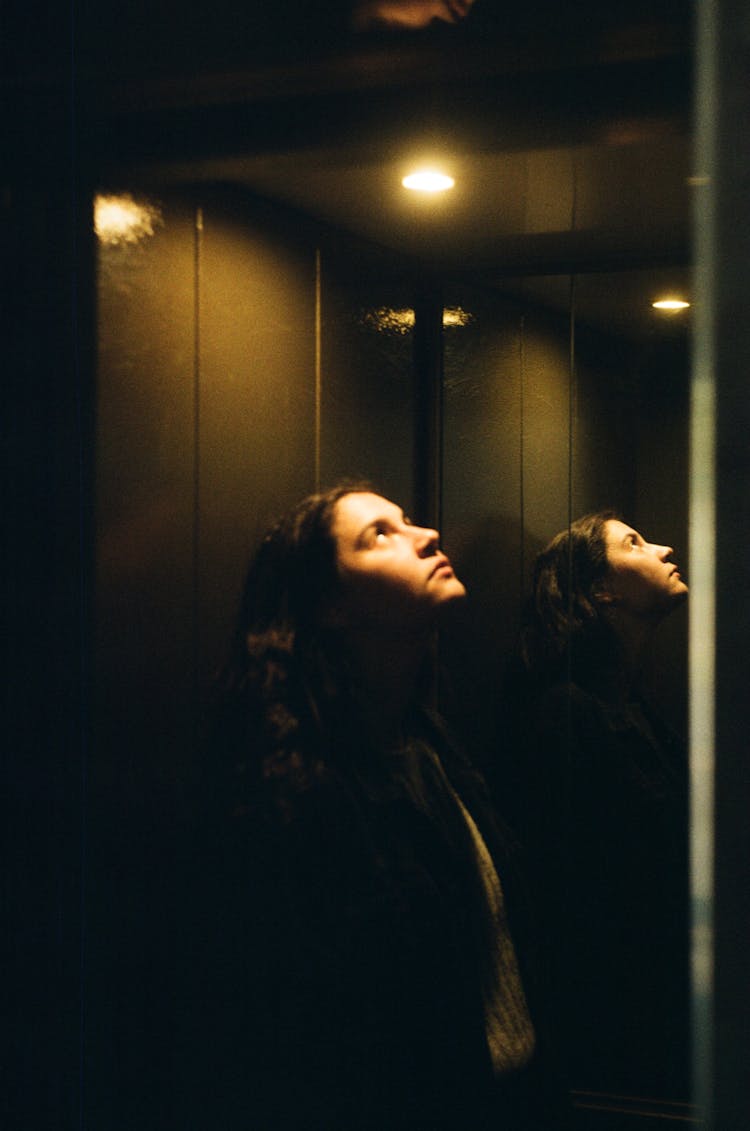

{"left": 440, "top": 270, "right": 691, "bottom": 1109}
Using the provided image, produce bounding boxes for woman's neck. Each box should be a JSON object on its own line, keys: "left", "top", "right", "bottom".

{"left": 343, "top": 627, "right": 432, "bottom": 749}
{"left": 602, "top": 613, "right": 657, "bottom": 702}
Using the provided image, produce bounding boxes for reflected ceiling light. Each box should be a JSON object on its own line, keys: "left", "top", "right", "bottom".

{"left": 652, "top": 297, "right": 691, "bottom": 312}
{"left": 402, "top": 169, "right": 455, "bottom": 193}
{"left": 361, "top": 306, "right": 473, "bottom": 333}
{"left": 94, "top": 193, "right": 163, "bottom": 246}
{"left": 363, "top": 307, "right": 415, "bottom": 334}
{"left": 442, "top": 307, "right": 474, "bottom": 328}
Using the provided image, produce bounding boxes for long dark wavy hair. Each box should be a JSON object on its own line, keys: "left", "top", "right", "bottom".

{"left": 208, "top": 483, "right": 374, "bottom": 819}
{"left": 520, "top": 510, "right": 622, "bottom": 689}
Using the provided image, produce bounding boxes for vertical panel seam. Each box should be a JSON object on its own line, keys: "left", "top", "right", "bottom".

{"left": 193, "top": 206, "right": 203, "bottom": 704}
{"left": 519, "top": 315, "right": 526, "bottom": 607}
{"left": 315, "top": 248, "right": 322, "bottom": 492}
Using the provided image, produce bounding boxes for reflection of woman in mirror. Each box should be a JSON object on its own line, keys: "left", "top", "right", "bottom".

{"left": 186, "top": 484, "right": 571, "bottom": 1130}
{"left": 508, "top": 511, "right": 690, "bottom": 1099}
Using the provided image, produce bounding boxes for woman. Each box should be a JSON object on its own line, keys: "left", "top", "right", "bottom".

{"left": 185, "top": 484, "right": 569, "bottom": 1130}
{"left": 510, "top": 511, "right": 690, "bottom": 1099}
{"left": 521, "top": 511, "right": 688, "bottom": 694}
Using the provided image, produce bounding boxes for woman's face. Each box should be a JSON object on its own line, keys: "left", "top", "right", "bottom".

{"left": 603, "top": 519, "right": 688, "bottom": 619}
{"left": 329, "top": 492, "right": 466, "bottom": 630}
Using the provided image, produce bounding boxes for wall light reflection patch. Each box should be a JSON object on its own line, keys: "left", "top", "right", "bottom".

{"left": 362, "top": 307, "right": 415, "bottom": 334}
{"left": 442, "top": 307, "right": 473, "bottom": 328}
{"left": 95, "top": 193, "right": 163, "bottom": 246}
{"left": 361, "top": 307, "right": 474, "bottom": 334}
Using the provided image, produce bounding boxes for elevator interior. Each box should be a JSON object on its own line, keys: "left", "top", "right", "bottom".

{"left": 7, "top": 3, "right": 701, "bottom": 1127}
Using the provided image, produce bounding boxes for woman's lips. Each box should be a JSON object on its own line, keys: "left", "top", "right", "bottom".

{"left": 431, "top": 556, "right": 454, "bottom": 577}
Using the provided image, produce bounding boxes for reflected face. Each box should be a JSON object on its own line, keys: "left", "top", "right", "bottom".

{"left": 330, "top": 492, "right": 466, "bottom": 630}
{"left": 603, "top": 519, "right": 688, "bottom": 619}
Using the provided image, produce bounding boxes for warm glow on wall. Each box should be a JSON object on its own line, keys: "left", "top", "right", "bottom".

{"left": 652, "top": 297, "right": 691, "bottom": 312}
{"left": 94, "top": 193, "right": 163, "bottom": 246}
{"left": 401, "top": 169, "right": 455, "bottom": 193}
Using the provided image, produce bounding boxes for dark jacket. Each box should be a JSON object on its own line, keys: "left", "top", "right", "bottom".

{"left": 511, "top": 680, "right": 690, "bottom": 1098}
{"left": 178, "top": 721, "right": 569, "bottom": 1129}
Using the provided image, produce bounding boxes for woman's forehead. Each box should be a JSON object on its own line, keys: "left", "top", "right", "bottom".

{"left": 605, "top": 518, "right": 639, "bottom": 543}
{"left": 333, "top": 492, "right": 400, "bottom": 533}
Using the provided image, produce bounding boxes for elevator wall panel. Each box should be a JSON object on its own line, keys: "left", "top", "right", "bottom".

{"left": 319, "top": 259, "right": 415, "bottom": 512}
{"left": 92, "top": 192, "right": 198, "bottom": 1129}
{"left": 197, "top": 194, "right": 317, "bottom": 681}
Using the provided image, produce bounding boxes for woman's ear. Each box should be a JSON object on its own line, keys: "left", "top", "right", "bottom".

{"left": 593, "top": 583, "right": 617, "bottom": 607}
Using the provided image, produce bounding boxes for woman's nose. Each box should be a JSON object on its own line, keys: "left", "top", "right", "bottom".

{"left": 655, "top": 543, "right": 674, "bottom": 560}
{"left": 415, "top": 526, "right": 440, "bottom": 555}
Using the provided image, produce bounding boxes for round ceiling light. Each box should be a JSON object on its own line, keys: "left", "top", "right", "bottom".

{"left": 402, "top": 170, "right": 455, "bottom": 193}
{"left": 652, "top": 298, "right": 691, "bottom": 312}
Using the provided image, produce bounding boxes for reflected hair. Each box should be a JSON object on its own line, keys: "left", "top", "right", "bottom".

{"left": 521, "top": 509, "right": 621, "bottom": 683}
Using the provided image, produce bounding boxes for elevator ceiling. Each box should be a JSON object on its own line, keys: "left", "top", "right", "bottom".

{"left": 75, "top": 0, "right": 694, "bottom": 334}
